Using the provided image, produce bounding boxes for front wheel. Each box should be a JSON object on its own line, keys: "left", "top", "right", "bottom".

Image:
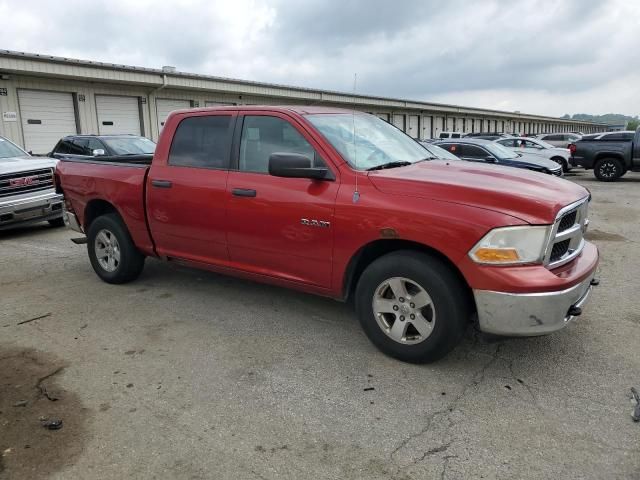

{"left": 594, "top": 158, "right": 623, "bottom": 181}
{"left": 355, "top": 251, "right": 469, "bottom": 363}
{"left": 87, "top": 213, "right": 145, "bottom": 284}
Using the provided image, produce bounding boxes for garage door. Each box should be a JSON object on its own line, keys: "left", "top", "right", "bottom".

{"left": 422, "top": 116, "right": 432, "bottom": 139}
{"left": 392, "top": 114, "right": 405, "bottom": 131}
{"left": 375, "top": 113, "right": 390, "bottom": 122}
{"left": 96, "top": 95, "right": 141, "bottom": 135}
{"left": 156, "top": 99, "right": 191, "bottom": 131}
{"left": 407, "top": 115, "right": 419, "bottom": 138}
{"left": 18, "top": 90, "right": 77, "bottom": 154}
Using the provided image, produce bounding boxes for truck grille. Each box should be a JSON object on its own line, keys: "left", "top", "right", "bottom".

{"left": 0, "top": 168, "right": 54, "bottom": 198}
{"left": 544, "top": 198, "right": 589, "bottom": 268}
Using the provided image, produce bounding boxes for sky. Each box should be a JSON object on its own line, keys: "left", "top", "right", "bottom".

{"left": 0, "top": 0, "right": 638, "bottom": 117}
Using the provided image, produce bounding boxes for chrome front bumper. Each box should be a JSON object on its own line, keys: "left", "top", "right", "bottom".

{"left": 64, "top": 209, "right": 83, "bottom": 233}
{"left": 474, "top": 271, "right": 597, "bottom": 336}
{"left": 0, "top": 191, "right": 64, "bottom": 230}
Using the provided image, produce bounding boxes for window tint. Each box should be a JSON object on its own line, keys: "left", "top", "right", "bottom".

{"left": 239, "top": 116, "right": 317, "bottom": 173}
{"left": 601, "top": 132, "right": 634, "bottom": 141}
{"left": 54, "top": 139, "right": 73, "bottom": 155}
{"left": 461, "top": 145, "right": 488, "bottom": 158}
{"left": 439, "top": 143, "right": 459, "bottom": 155}
{"left": 73, "top": 138, "right": 105, "bottom": 155}
{"left": 498, "top": 139, "right": 516, "bottom": 147}
{"left": 169, "top": 115, "right": 232, "bottom": 168}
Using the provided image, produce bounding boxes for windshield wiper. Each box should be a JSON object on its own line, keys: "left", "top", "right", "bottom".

{"left": 366, "top": 161, "right": 412, "bottom": 171}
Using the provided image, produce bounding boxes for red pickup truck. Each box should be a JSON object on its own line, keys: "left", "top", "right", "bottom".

{"left": 56, "top": 106, "right": 599, "bottom": 363}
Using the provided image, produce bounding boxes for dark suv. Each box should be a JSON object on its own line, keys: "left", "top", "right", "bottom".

{"left": 435, "top": 138, "right": 563, "bottom": 176}
{"left": 50, "top": 135, "right": 156, "bottom": 159}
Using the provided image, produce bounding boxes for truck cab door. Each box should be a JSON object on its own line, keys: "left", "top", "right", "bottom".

{"left": 225, "top": 113, "right": 339, "bottom": 289}
{"left": 146, "top": 112, "right": 236, "bottom": 264}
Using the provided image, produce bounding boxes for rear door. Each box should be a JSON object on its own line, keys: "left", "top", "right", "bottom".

{"left": 146, "top": 111, "right": 235, "bottom": 264}
{"left": 225, "top": 112, "right": 339, "bottom": 288}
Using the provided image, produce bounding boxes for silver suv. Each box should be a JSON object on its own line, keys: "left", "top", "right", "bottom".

{"left": 0, "top": 136, "right": 63, "bottom": 230}
{"left": 536, "top": 133, "right": 581, "bottom": 148}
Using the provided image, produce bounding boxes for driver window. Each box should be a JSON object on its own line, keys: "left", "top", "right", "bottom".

{"left": 239, "top": 116, "right": 323, "bottom": 173}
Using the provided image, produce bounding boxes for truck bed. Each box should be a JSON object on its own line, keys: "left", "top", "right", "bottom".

{"left": 55, "top": 158, "right": 155, "bottom": 255}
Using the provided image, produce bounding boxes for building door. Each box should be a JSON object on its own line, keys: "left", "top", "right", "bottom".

{"left": 407, "top": 115, "right": 419, "bottom": 138}
{"left": 421, "top": 116, "right": 432, "bottom": 139}
{"left": 95, "top": 95, "right": 141, "bottom": 135}
{"left": 392, "top": 114, "right": 405, "bottom": 131}
{"left": 17, "top": 89, "right": 77, "bottom": 154}
{"left": 156, "top": 98, "right": 191, "bottom": 132}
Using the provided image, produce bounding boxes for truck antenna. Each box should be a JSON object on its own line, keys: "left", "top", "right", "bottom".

{"left": 352, "top": 73, "right": 359, "bottom": 203}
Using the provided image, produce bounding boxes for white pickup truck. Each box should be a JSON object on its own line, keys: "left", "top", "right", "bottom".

{"left": 0, "top": 136, "right": 64, "bottom": 230}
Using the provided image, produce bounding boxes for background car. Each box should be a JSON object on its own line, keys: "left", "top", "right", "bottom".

{"left": 50, "top": 134, "right": 156, "bottom": 159}
{"left": 437, "top": 131, "right": 463, "bottom": 139}
{"left": 418, "top": 141, "right": 461, "bottom": 161}
{"left": 0, "top": 135, "right": 64, "bottom": 230}
{"left": 535, "top": 132, "right": 581, "bottom": 148}
{"left": 464, "top": 132, "right": 513, "bottom": 139}
{"left": 435, "top": 138, "right": 563, "bottom": 176}
{"left": 495, "top": 136, "right": 572, "bottom": 172}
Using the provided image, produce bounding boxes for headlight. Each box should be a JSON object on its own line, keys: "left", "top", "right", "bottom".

{"left": 469, "top": 225, "right": 550, "bottom": 265}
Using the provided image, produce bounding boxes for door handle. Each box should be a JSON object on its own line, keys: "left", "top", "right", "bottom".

{"left": 151, "top": 180, "right": 172, "bottom": 188}
{"left": 232, "top": 188, "right": 256, "bottom": 197}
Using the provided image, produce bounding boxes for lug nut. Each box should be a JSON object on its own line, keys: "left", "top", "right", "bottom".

{"left": 399, "top": 297, "right": 405, "bottom": 303}
{"left": 410, "top": 314, "right": 415, "bottom": 320}
{"left": 393, "top": 305, "right": 399, "bottom": 311}
{"left": 410, "top": 303, "right": 415, "bottom": 308}
{"left": 399, "top": 316, "right": 405, "bottom": 321}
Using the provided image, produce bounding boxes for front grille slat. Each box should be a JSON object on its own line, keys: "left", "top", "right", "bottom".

{"left": 546, "top": 199, "right": 589, "bottom": 268}
{"left": 0, "top": 168, "right": 54, "bottom": 198}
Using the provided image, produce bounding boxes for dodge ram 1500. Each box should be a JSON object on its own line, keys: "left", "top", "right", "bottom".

{"left": 56, "top": 106, "right": 599, "bottom": 363}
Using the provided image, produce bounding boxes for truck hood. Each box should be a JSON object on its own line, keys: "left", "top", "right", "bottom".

{"left": 368, "top": 160, "right": 588, "bottom": 224}
{"left": 0, "top": 156, "right": 58, "bottom": 175}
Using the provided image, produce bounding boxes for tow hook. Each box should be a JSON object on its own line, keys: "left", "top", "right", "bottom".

{"left": 590, "top": 278, "right": 600, "bottom": 286}
{"left": 568, "top": 306, "right": 582, "bottom": 317}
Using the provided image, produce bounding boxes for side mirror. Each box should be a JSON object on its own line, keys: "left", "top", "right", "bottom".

{"left": 268, "top": 153, "right": 331, "bottom": 180}
{"left": 485, "top": 156, "right": 497, "bottom": 163}
{"left": 92, "top": 149, "right": 106, "bottom": 156}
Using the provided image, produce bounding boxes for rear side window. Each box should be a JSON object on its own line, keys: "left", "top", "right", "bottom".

{"left": 55, "top": 139, "right": 84, "bottom": 155}
{"left": 439, "top": 143, "right": 459, "bottom": 154}
{"left": 601, "top": 132, "right": 634, "bottom": 141}
{"left": 169, "top": 115, "right": 232, "bottom": 168}
{"left": 461, "top": 145, "right": 488, "bottom": 158}
{"left": 498, "top": 139, "right": 516, "bottom": 147}
{"left": 544, "top": 134, "right": 563, "bottom": 141}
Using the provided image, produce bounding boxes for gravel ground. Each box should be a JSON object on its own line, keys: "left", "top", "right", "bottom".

{"left": 1, "top": 170, "right": 639, "bottom": 480}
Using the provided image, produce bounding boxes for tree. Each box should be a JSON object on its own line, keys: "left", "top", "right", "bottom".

{"left": 627, "top": 119, "right": 640, "bottom": 131}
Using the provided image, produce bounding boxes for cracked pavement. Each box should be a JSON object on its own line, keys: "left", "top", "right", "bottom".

{"left": 1, "top": 171, "right": 639, "bottom": 479}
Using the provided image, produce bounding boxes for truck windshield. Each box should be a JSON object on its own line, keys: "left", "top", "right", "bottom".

{"left": 306, "top": 114, "right": 429, "bottom": 170}
{"left": 102, "top": 136, "right": 156, "bottom": 155}
{"left": 0, "top": 137, "right": 29, "bottom": 159}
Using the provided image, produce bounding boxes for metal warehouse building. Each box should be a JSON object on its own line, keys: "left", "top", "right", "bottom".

{"left": 0, "top": 50, "right": 608, "bottom": 154}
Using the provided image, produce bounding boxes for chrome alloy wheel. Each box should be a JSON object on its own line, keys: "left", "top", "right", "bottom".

{"left": 94, "top": 229, "right": 121, "bottom": 272}
{"left": 372, "top": 277, "right": 436, "bottom": 345}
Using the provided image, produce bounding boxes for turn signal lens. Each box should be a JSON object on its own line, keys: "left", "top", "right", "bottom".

{"left": 473, "top": 248, "right": 520, "bottom": 262}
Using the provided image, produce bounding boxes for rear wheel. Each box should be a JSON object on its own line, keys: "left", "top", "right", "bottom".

{"left": 551, "top": 157, "right": 569, "bottom": 173}
{"left": 594, "top": 158, "right": 623, "bottom": 181}
{"left": 355, "top": 251, "right": 469, "bottom": 363}
{"left": 87, "top": 213, "right": 145, "bottom": 284}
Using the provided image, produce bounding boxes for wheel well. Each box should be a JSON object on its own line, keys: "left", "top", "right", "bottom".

{"left": 594, "top": 154, "right": 624, "bottom": 164}
{"left": 343, "top": 239, "right": 474, "bottom": 311}
{"left": 84, "top": 199, "right": 118, "bottom": 230}
{"left": 550, "top": 156, "right": 566, "bottom": 163}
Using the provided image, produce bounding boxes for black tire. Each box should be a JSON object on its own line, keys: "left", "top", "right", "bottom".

{"left": 355, "top": 251, "right": 469, "bottom": 363}
{"left": 48, "top": 217, "right": 66, "bottom": 227}
{"left": 551, "top": 157, "right": 569, "bottom": 173}
{"left": 87, "top": 213, "right": 145, "bottom": 284}
{"left": 594, "top": 158, "right": 623, "bottom": 181}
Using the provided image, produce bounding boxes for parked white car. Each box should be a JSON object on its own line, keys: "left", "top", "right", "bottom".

{"left": 535, "top": 133, "right": 581, "bottom": 148}
{"left": 495, "top": 136, "right": 572, "bottom": 173}
{"left": 0, "top": 136, "right": 64, "bottom": 230}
